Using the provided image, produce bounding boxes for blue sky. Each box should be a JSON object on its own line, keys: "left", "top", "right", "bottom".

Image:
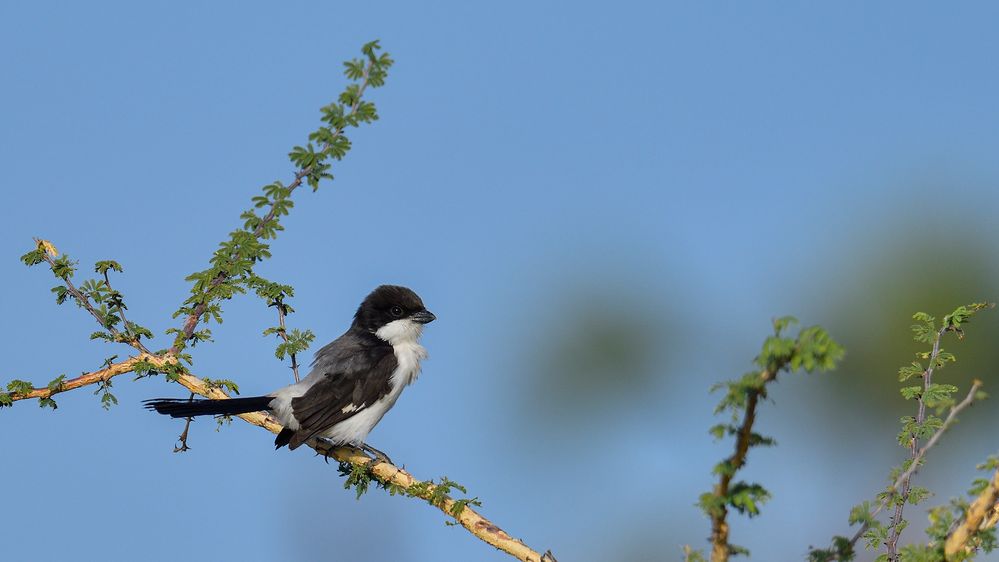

{"left": 4, "top": 2, "right": 999, "bottom": 561}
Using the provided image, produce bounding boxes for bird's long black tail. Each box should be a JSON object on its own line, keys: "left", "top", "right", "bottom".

{"left": 143, "top": 396, "right": 272, "bottom": 418}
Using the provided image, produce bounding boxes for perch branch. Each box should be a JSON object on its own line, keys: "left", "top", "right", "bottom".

{"left": 945, "top": 460, "right": 999, "bottom": 557}
{"left": 6, "top": 356, "right": 555, "bottom": 561}
{"left": 6, "top": 354, "right": 175, "bottom": 402}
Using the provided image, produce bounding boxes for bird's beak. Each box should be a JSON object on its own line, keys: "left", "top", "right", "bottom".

{"left": 411, "top": 310, "right": 436, "bottom": 324}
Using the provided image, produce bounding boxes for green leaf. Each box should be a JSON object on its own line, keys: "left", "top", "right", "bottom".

{"left": 47, "top": 374, "right": 66, "bottom": 392}
{"left": 94, "top": 260, "right": 123, "bottom": 275}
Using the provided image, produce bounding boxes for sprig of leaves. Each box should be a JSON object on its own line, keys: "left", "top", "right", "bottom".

{"left": 701, "top": 317, "right": 843, "bottom": 560}
{"left": 252, "top": 278, "right": 315, "bottom": 382}
{"left": 22, "top": 241, "right": 153, "bottom": 350}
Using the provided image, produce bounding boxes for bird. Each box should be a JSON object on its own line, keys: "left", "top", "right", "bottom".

{"left": 144, "top": 285, "right": 435, "bottom": 459}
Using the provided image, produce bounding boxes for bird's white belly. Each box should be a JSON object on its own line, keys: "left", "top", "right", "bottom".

{"left": 320, "top": 392, "right": 398, "bottom": 445}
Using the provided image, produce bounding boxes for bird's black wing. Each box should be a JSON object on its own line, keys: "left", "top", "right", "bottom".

{"left": 284, "top": 332, "right": 397, "bottom": 450}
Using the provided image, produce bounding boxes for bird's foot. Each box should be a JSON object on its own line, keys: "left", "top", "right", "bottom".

{"left": 315, "top": 438, "right": 341, "bottom": 464}
{"left": 360, "top": 442, "right": 394, "bottom": 468}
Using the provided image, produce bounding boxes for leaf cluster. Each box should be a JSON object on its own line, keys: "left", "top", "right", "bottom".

{"left": 22, "top": 243, "right": 152, "bottom": 347}
{"left": 337, "top": 460, "right": 482, "bottom": 524}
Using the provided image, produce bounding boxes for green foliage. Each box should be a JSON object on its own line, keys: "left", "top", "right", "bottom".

{"left": 94, "top": 379, "right": 118, "bottom": 410}
{"left": 697, "top": 491, "right": 727, "bottom": 519}
{"left": 682, "top": 546, "right": 709, "bottom": 562}
{"left": 727, "top": 482, "right": 770, "bottom": 517}
{"left": 22, "top": 242, "right": 153, "bottom": 349}
{"left": 338, "top": 460, "right": 374, "bottom": 499}
{"left": 201, "top": 377, "right": 240, "bottom": 395}
{"left": 0, "top": 379, "right": 35, "bottom": 407}
{"left": 131, "top": 358, "right": 188, "bottom": 383}
{"left": 449, "top": 495, "right": 483, "bottom": 520}
{"left": 47, "top": 374, "right": 66, "bottom": 392}
{"left": 336, "top": 457, "right": 482, "bottom": 526}
{"left": 273, "top": 329, "right": 315, "bottom": 361}
{"left": 254, "top": 277, "right": 315, "bottom": 368}
{"left": 6, "top": 379, "right": 34, "bottom": 395}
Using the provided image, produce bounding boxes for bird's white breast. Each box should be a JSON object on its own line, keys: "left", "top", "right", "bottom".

{"left": 322, "top": 319, "right": 427, "bottom": 444}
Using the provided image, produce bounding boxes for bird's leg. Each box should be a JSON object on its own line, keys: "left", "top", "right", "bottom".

{"left": 360, "top": 442, "right": 394, "bottom": 467}
{"left": 315, "top": 438, "right": 341, "bottom": 464}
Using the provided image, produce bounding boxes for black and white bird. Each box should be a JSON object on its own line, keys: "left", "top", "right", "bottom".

{"left": 144, "top": 285, "right": 435, "bottom": 456}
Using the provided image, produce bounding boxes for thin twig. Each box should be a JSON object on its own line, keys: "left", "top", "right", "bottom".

{"left": 101, "top": 268, "right": 142, "bottom": 350}
{"left": 274, "top": 298, "right": 301, "bottom": 383}
{"left": 887, "top": 327, "right": 946, "bottom": 560}
{"left": 818, "top": 379, "right": 983, "bottom": 560}
{"left": 37, "top": 243, "right": 148, "bottom": 354}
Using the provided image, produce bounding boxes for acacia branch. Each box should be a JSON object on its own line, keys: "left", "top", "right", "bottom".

{"left": 170, "top": 59, "right": 377, "bottom": 355}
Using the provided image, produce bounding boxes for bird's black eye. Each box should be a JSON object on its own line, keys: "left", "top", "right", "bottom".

{"left": 390, "top": 306, "right": 404, "bottom": 317}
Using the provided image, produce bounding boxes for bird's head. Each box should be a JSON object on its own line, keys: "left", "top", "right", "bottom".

{"left": 353, "top": 285, "right": 435, "bottom": 344}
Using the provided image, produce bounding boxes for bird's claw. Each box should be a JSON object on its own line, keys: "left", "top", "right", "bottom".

{"left": 360, "top": 442, "right": 393, "bottom": 468}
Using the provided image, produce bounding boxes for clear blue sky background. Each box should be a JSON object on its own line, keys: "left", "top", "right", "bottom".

{"left": 4, "top": 2, "right": 999, "bottom": 561}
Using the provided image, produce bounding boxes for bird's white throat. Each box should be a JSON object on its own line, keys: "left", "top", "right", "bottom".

{"left": 375, "top": 318, "right": 424, "bottom": 346}
{"left": 375, "top": 318, "right": 428, "bottom": 388}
